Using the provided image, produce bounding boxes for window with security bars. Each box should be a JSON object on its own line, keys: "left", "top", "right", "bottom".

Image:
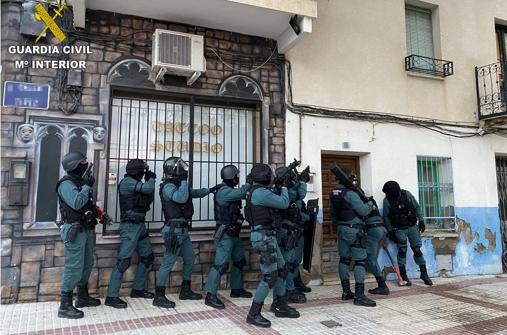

{"left": 406, "top": 5, "right": 435, "bottom": 70}
{"left": 105, "top": 96, "right": 261, "bottom": 234}
{"left": 417, "top": 156, "right": 456, "bottom": 231}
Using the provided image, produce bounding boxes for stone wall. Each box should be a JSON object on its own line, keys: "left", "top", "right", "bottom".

{"left": 1, "top": 2, "right": 286, "bottom": 303}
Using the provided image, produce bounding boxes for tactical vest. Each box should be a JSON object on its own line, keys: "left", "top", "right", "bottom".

{"left": 282, "top": 201, "right": 301, "bottom": 224}
{"left": 244, "top": 184, "right": 274, "bottom": 229}
{"left": 56, "top": 175, "right": 96, "bottom": 226}
{"left": 213, "top": 184, "right": 242, "bottom": 225}
{"left": 160, "top": 180, "right": 194, "bottom": 223}
{"left": 118, "top": 177, "right": 152, "bottom": 222}
{"left": 387, "top": 190, "right": 418, "bottom": 228}
{"left": 330, "top": 185, "right": 358, "bottom": 222}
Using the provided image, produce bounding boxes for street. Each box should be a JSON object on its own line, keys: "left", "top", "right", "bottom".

{"left": 2, "top": 274, "right": 507, "bottom": 335}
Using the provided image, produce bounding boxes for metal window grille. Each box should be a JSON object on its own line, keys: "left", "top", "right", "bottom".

{"left": 416, "top": 156, "right": 456, "bottom": 231}
{"left": 105, "top": 96, "right": 260, "bottom": 234}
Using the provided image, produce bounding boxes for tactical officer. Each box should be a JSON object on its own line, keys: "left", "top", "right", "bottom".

{"left": 245, "top": 163, "right": 300, "bottom": 328}
{"left": 365, "top": 213, "right": 390, "bottom": 295}
{"left": 56, "top": 152, "right": 101, "bottom": 319}
{"left": 204, "top": 165, "right": 252, "bottom": 309}
{"left": 153, "top": 157, "right": 210, "bottom": 308}
{"left": 329, "top": 169, "right": 376, "bottom": 307}
{"left": 105, "top": 159, "right": 156, "bottom": 308}
{"left": 382, "top": 181, "right": 433, "bottom": 286}
{"left": 273, "top": 167, "right": 307, "bottom": 304}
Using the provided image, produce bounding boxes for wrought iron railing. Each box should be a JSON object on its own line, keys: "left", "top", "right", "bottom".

{"left": 405, "top": 54, "right": 454, "bottom": 77}
{"left": 475, "top": 61, "right": 507, "bottom": 119}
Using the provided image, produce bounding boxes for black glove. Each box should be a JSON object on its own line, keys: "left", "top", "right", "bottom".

{"left": 209, "top": 184, "right": 222, "bottom": 194}
{"left": 179, "top": 171, "right": 188, "bottom": 181}
{"left": 145, "top": 170, "right": 157, "bottom": 180}
{"left": 83, "top": 174, "right": 95, "bottom": 187}
{"left": 418, "top": 220, "right": 426, "bottom": 233}
{"left": 388, "top": 230, "right": 398, "bottom": 243}
{"left": 246, "top": 173, "right": 253, "bottom": 185}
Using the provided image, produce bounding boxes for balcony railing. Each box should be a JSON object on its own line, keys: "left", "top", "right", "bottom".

{"left": 475, "top": 61, "right": 507, "bottom": 120}
{"left": 405, "top": 54, "right": 454, "bottom": 78}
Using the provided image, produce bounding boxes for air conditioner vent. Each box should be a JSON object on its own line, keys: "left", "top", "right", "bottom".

{"left": 158, "top": 33, "right": 191, "bottom": 66}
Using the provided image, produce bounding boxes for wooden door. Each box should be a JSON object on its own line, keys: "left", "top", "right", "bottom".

{"left": 321, "top": 154, "right": 360, "bottom": 239}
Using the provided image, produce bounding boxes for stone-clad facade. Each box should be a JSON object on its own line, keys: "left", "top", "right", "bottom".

{"left": 1, "top": 2, "right": 286, "bottom": 303}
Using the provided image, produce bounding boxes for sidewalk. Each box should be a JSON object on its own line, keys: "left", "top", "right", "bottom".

{"left": 1, "top": 274, "right": 507, "bottom": 335}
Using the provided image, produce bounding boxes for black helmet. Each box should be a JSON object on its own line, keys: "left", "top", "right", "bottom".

{"left": 126, "top": 159, "right": 148, "bottom": 176}
{"left": 382, "top": 180, "right": 401, "bottom": 199}
{"left": 250, "top": 163, "right": 273, "bottom": 184}
{"left": 337, "top": 167, "right": 358, "bottom": 185}
{"left": 163, "top": 156, "right": 188, "bottom": 177}
{"left": 221, "top": 165, "right": 239, "bottom": 180}
{"left": 62, "top": 152, "right": 86, "bottom": 172}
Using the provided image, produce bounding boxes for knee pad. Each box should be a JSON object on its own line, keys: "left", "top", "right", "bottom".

{"left": 398, "top": 247, "right": 407, "bottom": 259}
{"left": 232, "top": 258, "right": 246, "bottom": 270}
{"left": 116, "top": 258, "right": 131, "bottom": 273}
{"left": 278, "top": 264, "right": 289, "bottom": 279}
{"left": 213, "top": 262, "right": 229, "bottom": 275}
{"left": 138, "top": 231, "right": 149, "bottom": 241}
{"left": 340, "top": 257, "right": 352, "bottom": 266}
{"left": 354, "top": 258, "right": 366, "bottom": 269}
{"left": 263, "top": 271, "right": 279, "bottom": 288}
{"left": 412, "top": 246, "right": 423, "bottom": 258}
{"left": 140, "top": 253, "right": 154, "bottom": 268}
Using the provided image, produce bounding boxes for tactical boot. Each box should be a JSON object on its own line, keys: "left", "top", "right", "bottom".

{"left": 152, "top": 287, "right": 176, "bottom": 309}
{"left": 246, "top": 301, "right": 271, "bottom": 328}
{"left": 270, "top": 295, "right": 300, "bottom": 318}
{"left": 294, "top": 273, "right": 311, "bottom": 293}
{"left": 341, "top": 280, "right": 355, "bottom": 300}
{"left": 58, "top": 292, "right": 84, "bottom": 319}
{"left": 419, "top": 265, "right": 433, "bottom": 286}
{"left": 75, "top": 285, "right": 101, "bottom": 307}
{"left": 130, "top": 289, "right": 155, "bottom": 299}
{"left": 230, "top": 288, "right": 253, "bottom": 298}
{"left": 287, "top": 290, "right": 307, "bottom": 304}
{"left": 205, "top": 293, "right": 225, "bottom": 309}
{"left": 353, "top": 283, "right": 376, "bottom": 307}
{"left": 399, "top": 266, "right": 412, "bottom": 286}
{"left": 368, "top": 276, "right": 390, "bottom": 295}
{"left": 179, "top": 280, "right": 202, "bottom": 300}
{"left": 105, "top": 296, "right": 127, "bottom": 309}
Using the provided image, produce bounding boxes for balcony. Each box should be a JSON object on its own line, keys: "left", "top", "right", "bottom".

{"left": 475, "top": 61, "right": 507, "bottom": 120}
{"left": 405, "top": 55, "right": 454, "bottom": 78}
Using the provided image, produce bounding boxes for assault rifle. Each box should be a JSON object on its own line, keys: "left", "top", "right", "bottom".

{"left": 270, "top": 158, "right": 301, "bottom": 188}
{"left": 82, "top": 162, "right": 94, "bottom": 178}
{"left": 298, "top": 166, "right": 311, "bottom": 183}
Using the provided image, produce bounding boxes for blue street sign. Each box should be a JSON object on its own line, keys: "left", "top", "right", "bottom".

{"left": 3, "top": 81, "right": 51, "bottom": 110}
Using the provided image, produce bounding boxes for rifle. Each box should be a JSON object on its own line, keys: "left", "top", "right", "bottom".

{"left": 82, "top": 162, "right": 94, "bottom": 178}
{"left": 270, "top": 158, "right": 301, "bottom": 188}
{"left": 298, "top": 166, "right": 310, "bottom": 183}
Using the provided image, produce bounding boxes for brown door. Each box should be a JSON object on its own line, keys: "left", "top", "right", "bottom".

{"left": 321, "top": 154, "right": 360, "bottom": 240}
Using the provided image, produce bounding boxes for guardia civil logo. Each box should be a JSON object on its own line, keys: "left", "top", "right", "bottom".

{"left": 34, "top": 0, "right": 67, "bottom": 43}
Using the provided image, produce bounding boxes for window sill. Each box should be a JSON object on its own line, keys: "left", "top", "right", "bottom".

{"left": 406, "top": 72, "right": 445, "bottom": 81}
{"left": 421, "top": 231, "right": 459, "bottom": 238}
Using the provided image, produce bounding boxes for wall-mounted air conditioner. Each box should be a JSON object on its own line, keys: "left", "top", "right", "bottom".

{"left": 152, "top": 29, "right": 206, "bottom": 86}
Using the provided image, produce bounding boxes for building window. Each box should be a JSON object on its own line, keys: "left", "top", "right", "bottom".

{"left": 417, "top": 156, "right": 456, "bottom": 231}
{"left": 106, "top": 95, "right": 260, "bottom": 233}
{"left": 405, "top": 5, "right": 434, "bottom": 59}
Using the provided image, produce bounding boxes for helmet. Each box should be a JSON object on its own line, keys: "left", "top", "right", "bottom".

{"left": 62, "top": 152, "right": 87, "bottom": 172}
{"left": 221, "top": 165, "right": 239, "bottom": 180}
{"left": 250, "top": 164, "right": 273, "bottom": 184}
{"left": 163, "top": 156, "right": 188, "bottom": 177}
{"left": 126, "top": 159, "right": 148, "bottom": 176}
{"left": 382, "top": 180, "right": 401, "bottom": 199}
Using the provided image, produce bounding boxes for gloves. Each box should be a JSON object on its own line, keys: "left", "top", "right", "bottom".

{"left": 388, "top": 230, "right": 398, "bottom": 243}
{"left": 145, "top": 170, "right": 157, "bottom": 180}
{"left": 209, "top": 184, "right": 222, "bottom": 194}
{"left": 83, "top": 174, "right": 95, "bottom": 187}
{"left": 246, "top": 173, "right": 253, "bottom": 185}
{"left": 418, "top": 220, "right": 426, "bottom": 233}
{"left": 179, "top": 171, "right": 188, "bottom": 181}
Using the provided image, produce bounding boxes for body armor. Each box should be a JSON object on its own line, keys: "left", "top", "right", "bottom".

{"left": 245, "top": 184, "right": 274, "bottom": 230}
{"left": 214, "top": 184, "right": 243, "bottom": 235}
{"left": 160, "top": 180, "right": 194, "bottom": 222}
{"left": 387, "top": 190, "right": 418, "bottom": 228}
{"left": 330, "top": 186, "right": 359, "bottom": 222}
{"left": 56, "top": 175, "right": 96, "bottom": 228}
{"left": 118, "top": 178, "right": 152, "bottom": 222}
